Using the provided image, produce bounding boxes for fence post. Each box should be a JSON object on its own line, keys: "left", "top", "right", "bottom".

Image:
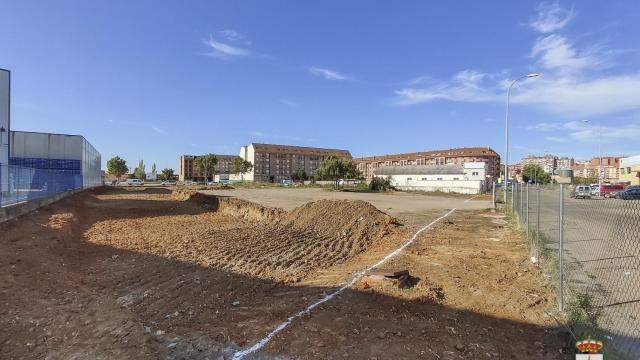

{"left": 511, "top": 182, "right": 515, "bottom": 211}
{"left": 492, "top": 182, "right": 496, "bottom": 209}
{"left": 558, "top": 184, "right": 564, "bottom": 312}
{"left": 526, "top": 183, "right": 530, "bottom": 240}
{"left": 520, "top": 182, "right": 524, "bottom": 222}
{"left": 536, "top": 184, "right": 540, "bottom": 266}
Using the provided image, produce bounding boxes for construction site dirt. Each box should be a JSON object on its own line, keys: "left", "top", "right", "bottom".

{"left": 1, "top": 187, "right": 571, "bottom": 359}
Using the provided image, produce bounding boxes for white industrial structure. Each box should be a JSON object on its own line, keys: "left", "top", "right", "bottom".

{"left": 9, "top": 131, "right": 101, "bottom": 190}
{"left": 0, "top": 69, "right": 102, "bottom": 206}
{"left": 374, "top": 162, "right": 489, "bottom": 194}
{"left": 0, "top": 69, "right": 9, "bottom": 195}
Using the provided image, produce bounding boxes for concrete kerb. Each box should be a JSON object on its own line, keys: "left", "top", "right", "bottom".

{"left": 0, "top": 188, "right": 88, "bottom": 224}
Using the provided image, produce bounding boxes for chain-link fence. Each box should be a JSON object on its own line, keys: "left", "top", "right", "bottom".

{"left": 507, "top": 182, "right": 640, "bottom": 358}
{"left": 0, "top": 164, "right": 83, "bottom": 206}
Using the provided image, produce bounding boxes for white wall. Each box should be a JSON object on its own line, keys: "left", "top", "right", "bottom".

{"left": 463, "top": 162, "right": 487, "bottom": 181}
{"left": 80, "top": 136, "right": 102, "bottom": 188}
{"left": 239, "top": 144, "right": 256, "bottom": 181}
{"left": 0, "top": 70, "right": 9, "bottom": 193}
{"left": 384, "top": 174, "right": 484, "bottom": 194}
{"left": 10, "top": 132, "right": 84, "bottom": 160}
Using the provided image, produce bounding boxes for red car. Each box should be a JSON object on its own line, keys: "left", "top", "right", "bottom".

{"left": 600, "top": 183, "right": 625, "bottom": 198}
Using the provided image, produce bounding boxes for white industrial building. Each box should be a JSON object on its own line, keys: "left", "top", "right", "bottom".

{"left": 374, "top": 162, "right": 489, "bottom": 194}
{"left": 1, "top": 131, "right": 101, "bottom": 205}
{"left": 1, "top": 68, "right": 101, "bottom": 206}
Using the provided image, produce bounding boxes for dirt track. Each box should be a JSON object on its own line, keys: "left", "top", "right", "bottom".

{"left": 0, "top": 187, "right": 571, "bottom": 359}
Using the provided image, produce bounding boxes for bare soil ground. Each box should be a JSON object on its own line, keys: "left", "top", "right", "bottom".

{"left": 1, "top": 187, "right": 570, "bottom": 359}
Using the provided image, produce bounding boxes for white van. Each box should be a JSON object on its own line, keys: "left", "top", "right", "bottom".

{"left": 126, "top": 179, "right": 145, "bottom": 186}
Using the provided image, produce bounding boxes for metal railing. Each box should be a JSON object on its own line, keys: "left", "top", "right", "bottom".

{"left": 0, "top": 164, "right": 82, "bottom": 206}
{"left": 508, "top": 182, "right": 640, "bottom": 358}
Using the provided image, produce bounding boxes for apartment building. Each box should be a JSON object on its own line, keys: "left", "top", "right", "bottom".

{"left": 238, "top": 143, "right": 351, "bottom": 182}
{"left": 521, "top": 154, "right": 558, "bottom": 174}
{"left": 620, "top": 155, "right": 640, "bottom": 185}
{"left": 354, "top": 147, "right": 500, "bottom": 181}
{"left": 178, "top": 154, "right": 237, "bottom": 182}
{"left": 556, "top": 157, "right": 575, "bottom": 170}
{"left": 571, "top": 156, "right": 621, "bottom": 181}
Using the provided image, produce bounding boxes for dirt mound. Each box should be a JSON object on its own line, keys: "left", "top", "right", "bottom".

{"left": 91, "top": 186, "right": 171, "bottom": 195}
{"left": 280, "top": 199, "right": 399, "bottom": 253}
{"left": 88, "top": 190, "right": 401, "bottom": 282}
{"left": 171, "top": 189, "right": 284, "bottom": 221}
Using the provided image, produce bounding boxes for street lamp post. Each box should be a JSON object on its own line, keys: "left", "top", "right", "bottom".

{"left": 582, "top": 119, "right": 602, "bottom": 185}
{"left": 504, "top": 73, "right": 540, "bottom": 204}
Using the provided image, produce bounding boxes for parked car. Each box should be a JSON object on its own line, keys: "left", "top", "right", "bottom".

{"left": 599, "top": 183, "right": 625, "bottom": 198}
{"left": 570, "top": 185, "right": 592, "bottom": 199}
{"left": 126, "top": 179, "right": 144, "bottom": 186}
{"left": 614, "top": 187, "right": 640, "bottom": 200}
{"left": 161, "top": 180, "right": 177, "bottom": 186}
{"left": 589, "top": 183, "right": 600, "bottom": 196}
{"left": 184, "top": 180, "right": 196, "bottom": 186}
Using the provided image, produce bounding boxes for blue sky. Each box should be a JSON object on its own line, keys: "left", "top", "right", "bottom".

{"left": 1, "top": 1, "right": 639, "bottom": 170}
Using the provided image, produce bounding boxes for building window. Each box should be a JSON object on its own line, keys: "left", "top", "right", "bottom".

{"left": 437, "top": 177, "right": 443, "bottom": 181}
{"left": 421, "top": 177, "right": 427, "bottom": 181}
{"left": 453, "top": 177, "right": 459, "bottom": 180}
{"left": 472, "top": 172, "right": 478, "bottom": 176}
{"left": 407, "top": 177, "right": 412, "bottom": 180}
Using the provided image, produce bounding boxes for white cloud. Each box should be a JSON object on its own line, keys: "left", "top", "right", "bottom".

{"left": 529, "top": 2, "right": 574, "bottom": 33}
{"left": 565, "top": 120, "right": 640, "bottom": 143}
{"left": 408, "top": 75, "right": 431, "bottom": 85}
{"left": 204, "top": 34, "right": 250, "bottom": 58}
{"left": 394, "top": 70, "right": 499, "bottom": 105}
{"left": 309, "top": 67, "right": 351, "bottom": 81}
{"left": 531, "top": 35, "right": 605, "bottom": 74}
{"left": 545, "top": 136, "right": 566, "bottom": 143}
{"left": 394, "top": 13, "right": 640, "bottom": 117}
{"left": 150, "top": 125, "right": 164, "bottom": 134}
{"left": 218, "top": 29, "right": 250, "bottom": 45}
{"left": 527, "top": 122, "right": 563, "bottom": 132}
{"left": 528, "top": 119, "right": 640, "bottom": 144}
{"left": 513, "top": 75, "right": 640, "bottom": 116}
{"left": 279, "top": 99, "right": 300, "bottom": 108}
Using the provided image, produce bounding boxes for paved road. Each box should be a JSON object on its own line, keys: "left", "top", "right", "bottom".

{"left": 518, "top": 186, "right": 640, "bottom": 355}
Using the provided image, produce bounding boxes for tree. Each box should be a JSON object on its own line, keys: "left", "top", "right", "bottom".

{"left": 151, "top": 163, "right": 157, "bottom": 174}
{"left": 194, "top": 154, "right": 217, "bottom": 183}
{"left": 574, "top": 176, "right": 598, "bottom": 185}
{"left": 160, "top": 168, "right": 175, "bottom": 181}
{"left": 231, "top": 157, "right": 253, "bottom": 181}
{"left": 370, "top": 176, "right": 395, "bottom": 191}
{"left": 133, "top": 160, "right": 146, "bottom": 180}
{"left": 294, "top": 168, "right": 307, "bottom": 182}
{"left": 522, "top": 164, "right": 551, "bottom": 184}
{"left": 315, "top": 156, "right": 361, "bottom": 188}
{"left": 106, "top": 156, "right": 128, "bottom": 183}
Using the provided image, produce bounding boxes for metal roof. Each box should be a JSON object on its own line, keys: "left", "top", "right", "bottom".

{"left": 374, "top": 165, "right": 464, "bottom": 176}
{"left": 621, "top": 155, "right": 640, "bottom": 167}
{"left": 248, "top": 143, "right": 351, "bottom": 158}
{"left": 354, "top": 146, "right": 498, "bottom": 162}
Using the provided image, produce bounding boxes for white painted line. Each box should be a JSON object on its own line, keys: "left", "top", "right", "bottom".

{"left": 232, "top": 208, "right": 457, "bottom": 360}
{"left": 464, "top": 194, "right": 480, "bottom": 203}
